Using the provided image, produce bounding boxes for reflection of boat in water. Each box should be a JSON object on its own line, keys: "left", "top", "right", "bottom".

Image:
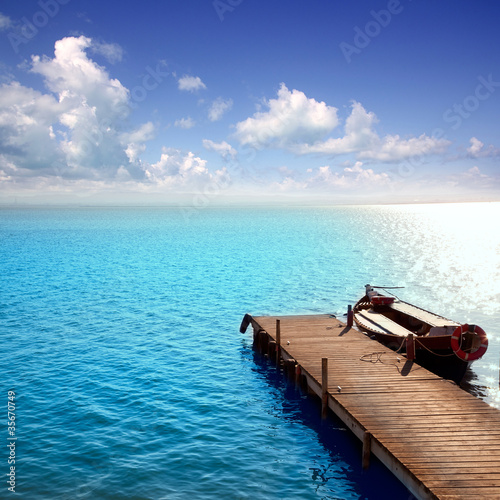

{"left": 353, "top": 285, "right": 488, "bottom": 384}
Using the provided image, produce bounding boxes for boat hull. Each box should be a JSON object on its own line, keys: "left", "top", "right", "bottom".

{"left": 362, "top": 329, "right": 469, "bottom": 384}
{"left": 353, "top": 293, "right": 471, "bottom": 384}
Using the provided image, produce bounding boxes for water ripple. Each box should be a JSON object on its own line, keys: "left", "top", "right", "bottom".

{"left": 2, "top": 205, "right": 499, "bottom": 498}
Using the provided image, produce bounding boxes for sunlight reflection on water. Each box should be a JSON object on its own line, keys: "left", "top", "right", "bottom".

{"left": 370, "top": 202, "right": 500, "bottom": 407}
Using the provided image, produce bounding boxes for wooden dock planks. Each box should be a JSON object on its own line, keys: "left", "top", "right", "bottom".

{"left": 243, "top": 313, "right": 500, "bottom": 500}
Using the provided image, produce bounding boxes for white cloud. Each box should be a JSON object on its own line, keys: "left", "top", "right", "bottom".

{"left": 175, "top": 117, "right": 196, "bottom": 129}
{"left": 208, "top": 97, "right": 233, "bottom": 121}
{"left": 295, "top": 101, "right": 449, "bottom": 161}
{"left": 467, "top": 137, "right": 500, "bottom": 158}
{"left": 443, "top": 166, "right": 500, "bottom": 194}
{"left": 0, "top": 12, "right": 12, "bottom": 30}
{"left": 234, "top": 89, "right": 449, "bottom": 162}
{"left": 467, "top": 137, "right": 484, "bottom": 156}
{"left": 463, "top": 166, "right": 488, "bottom": 179}
{"left": 24, "top": 36, "right": 136, "bottom": 179}
{"left": 307, "top": 161, "right": 391, "bottom": 189}
{"left": 178, "top": 75, "right": 206, "bottom": 92}
{"left": 0, "top": 81, "right": 62, "bottom": 173}
{"left": 360, "top": 133, "right": 450, "bottom": 162}
{"left": 143, "top": 148, "right": 230, "bottom": 190}
{"left": 234, "top": 83, "right": 339, "bottom": 149}
{"left": 0, "top": 36, "right": 232, "bottom": 198}
{"left": 31, "top": 36, "right": 129, "bottom": 121}
{"left": 295, "top": 101, "right": 378, "bottom": 155}
{"left": 270, "top": 160, "right": 392, "bottom": 194}
{"left": 122, "top": 122, "right": 156, "bottom": 163}
{"left": 271, "top": 177, "right": 307, "bottom": 192}
{"left": 0, "top": 37, "right": 147, "bottom": 182}
{"left": 147, "top": 149, "right": 207, "bottom": 179}
{"left": 91, "top": 41, "right": 124, "bottom": 64}
{"left": 202, "top": 139, "right": 237, "bottom": 160}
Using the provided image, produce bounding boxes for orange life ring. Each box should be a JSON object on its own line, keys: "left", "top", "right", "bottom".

{"left": 451, "top": 324, "right": 488, "bottom": 361}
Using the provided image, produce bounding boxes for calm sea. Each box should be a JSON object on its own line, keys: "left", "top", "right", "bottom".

{"left": 1, "top": 203, "right": 499, "bottom": 499}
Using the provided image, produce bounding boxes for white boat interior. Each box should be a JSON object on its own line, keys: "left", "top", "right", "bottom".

{"left": 355, "top": 299, "right": 460, "bottom": 338}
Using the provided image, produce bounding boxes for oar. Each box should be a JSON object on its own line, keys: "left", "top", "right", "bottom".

{"left": 371, "top": 286, "right": 405, "bottom": 289}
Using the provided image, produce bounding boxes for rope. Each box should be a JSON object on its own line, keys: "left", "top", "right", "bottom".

{"left": 359, "top": 352, "right": 401, "bottom": 364}
{"left": 361, "top": 330, "right": 463, "bottom": 365}
{"left": 360, "top": 332, "right": 406, "bottom": 365}
{"left": 394, "top": 336, "right": 406, "bottom": 353}
{"left": 359, "top": 351, "right": 421, "bottom": 374}
{"left": 382, "top": 288, "right": 402, "bottom": 301}
{"left": 414, "top": 332, "right": 475, "bottom": 358}
{"left": 413, "top": 336, "right": 455, "bottom": 357}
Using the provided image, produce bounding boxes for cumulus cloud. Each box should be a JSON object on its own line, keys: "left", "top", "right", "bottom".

{"left": 234, "top": 88, "right": 449, "bottom": 162}
{"left": 208, "top": 97, "right": 233, "bottom": 121}
{"left": 0, "top": 81, "right": 62, "bottom": 174}
{"left": 234, "top": 83, "right": 339, "bottom": 149}
{"left": 295, "top": 101, "right": 450, "bottom": 161}
{"left": 31, "top": 36, "right": 129, "bottom": 121}
{"left": 295, "top": 101, "right": 378, "bottom": 155}
{"left": 467, "top": 137, "right": 500, "bottom": 158}
{"left": 8, "top": 36, "right": 137, "bottom": 180}
{"left": 0, "top": 36, "right": 219, "bottom": 193}
{"left": 144, "top": 148, "right": 229, "bottom": 190}
{"left": 178, "top": 75, "right": 206, "bottom": 92}
{"left": 146, "top": 149, "right": 207, "bottom": 179}
{"left": 122, "top": 122, "right": 155, "bottom": 163}
{"left": 202, "top": 139, "right": 237, "bottom": 160}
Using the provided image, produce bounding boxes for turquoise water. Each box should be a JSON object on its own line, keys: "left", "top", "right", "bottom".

{"left": 1, "top": 204, "right": 499, "bottom": 499}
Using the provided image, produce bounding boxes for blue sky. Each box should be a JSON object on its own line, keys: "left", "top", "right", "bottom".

{"left": 0, "top": 0, "right": 499, "bottom": 205}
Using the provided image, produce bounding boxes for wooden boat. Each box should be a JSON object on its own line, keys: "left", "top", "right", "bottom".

{"left": 353, "top": 285, "right": 488, "bottom": 384}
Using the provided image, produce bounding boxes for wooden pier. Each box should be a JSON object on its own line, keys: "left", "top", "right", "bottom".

{"left": 240, "top": 313, "right": 500, "bottom": 500}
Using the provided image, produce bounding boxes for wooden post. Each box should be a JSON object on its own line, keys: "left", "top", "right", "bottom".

{"left": 239, "top": 313, "right": 251, "bottom": 333}
{"left": 253, "top": 327, "right": 260, "bottom": 349}
{"left": 362, "top": 431, "right": 372, "bottom": 469}
{"left": 275, "top": 319, "right": 281, "bottom": 367}
{"left": 322, "top": 357, "right": 328, "bottom": 419}
{"left": 347, "top": 304, "right": 353, "bottom": 327}
{"left": 295, "top": 364, "right": 301, "bottom": 387}
{"left": 406, "top": 333, "right": 415, "bottom": 360}
{"left": 258, "top": 330, "right": 267, "bottom": 355}
{"left": 284, "top": 359, "right": 296, "bottom": 379}
{"left": 268, "top": 340, "right": 276, "bottom": 361}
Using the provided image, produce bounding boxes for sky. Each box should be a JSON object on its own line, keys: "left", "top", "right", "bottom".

{"left": 0, "top": 0, "right": 499, "bottom": 205}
